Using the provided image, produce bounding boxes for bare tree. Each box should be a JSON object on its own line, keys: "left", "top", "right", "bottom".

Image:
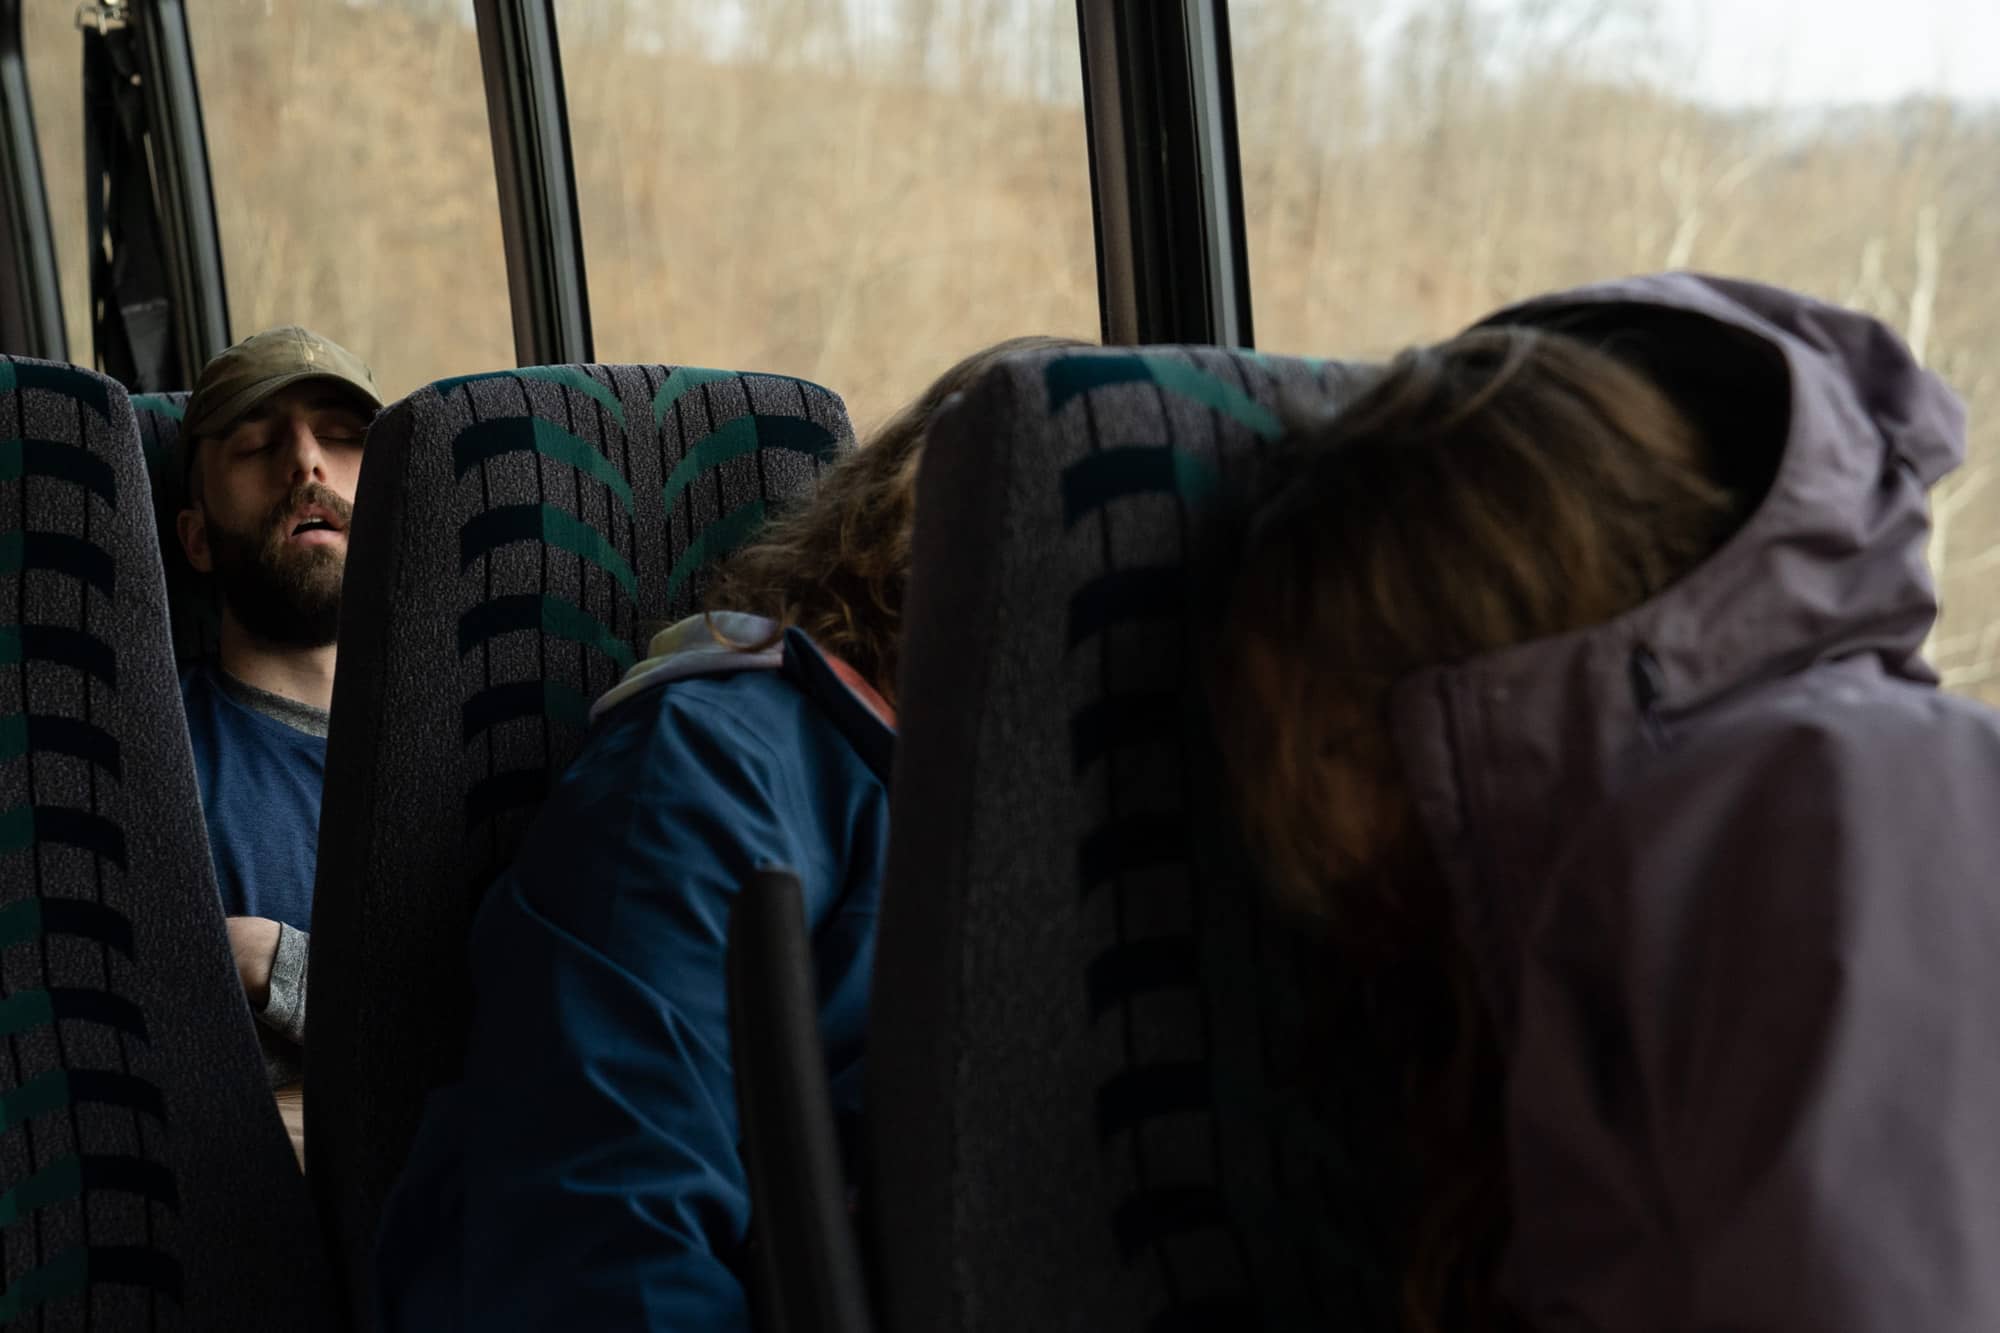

{"left": 20, "top": 0, "right": 1997, "bottom": 701}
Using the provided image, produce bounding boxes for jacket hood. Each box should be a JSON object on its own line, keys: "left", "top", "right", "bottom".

{"left": 1390, "top": 272, "right": 1967, "bottom": 1022}
{"left": 589, "top": 612, "right": 785, "bottom": 723}
{"left": 587, "top": 613, "right": 896, "bottom": 780}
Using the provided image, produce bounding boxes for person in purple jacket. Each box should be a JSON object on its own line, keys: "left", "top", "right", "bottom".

{"left": 1213, "top": 274, "right": 2000, "bottom": 1331}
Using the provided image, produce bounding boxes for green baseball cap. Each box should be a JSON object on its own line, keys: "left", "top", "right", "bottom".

{"left": 180, "top": 325, "right": 382, "bottom": 479}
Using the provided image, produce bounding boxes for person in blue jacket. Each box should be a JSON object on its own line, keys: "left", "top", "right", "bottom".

{"left": 374, "top": 335, "right": 1079, "bottom": 1331}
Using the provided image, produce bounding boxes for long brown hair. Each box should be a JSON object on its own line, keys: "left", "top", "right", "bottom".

{"left": 1212, "top": 325, "right": 1743, "bottom": 1331}
{"left": 703, "top": 335, "right": 1085, "bottom": 702}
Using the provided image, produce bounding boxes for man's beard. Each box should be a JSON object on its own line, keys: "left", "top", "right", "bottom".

{"left": 204, "top": 481, "right": 353, "bottom": 649}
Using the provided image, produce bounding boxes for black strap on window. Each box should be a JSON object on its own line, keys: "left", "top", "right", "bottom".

{"left": 82, "top": 15, "right": 183, "bottom": 391}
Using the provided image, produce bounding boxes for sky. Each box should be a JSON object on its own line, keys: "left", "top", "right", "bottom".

{"left": 698, "top": 0, "right": 2000, "bottom": 110}
{"left": 346, "top": 0, "right": 2000, "bottom": 110}
{"left": 1645, "top": 0, "right": 2000, "bottom": 107}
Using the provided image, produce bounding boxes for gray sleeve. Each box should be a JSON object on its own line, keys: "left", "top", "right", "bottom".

{"left": 256, "top": 921, "right": 308, "bottom": 1047}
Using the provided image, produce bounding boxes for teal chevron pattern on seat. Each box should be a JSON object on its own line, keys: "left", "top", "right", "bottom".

{"left": 1, "top": 435, "right": 118, "bottom": 500}
{"left": 872, "top": 343, "right": 1402, "bottom": 1332}
{"left": 650, "top": 364, "right": 822, "bottom": 428}
{"left": 438, "top": 365, "right": 627, "bottom": 428}
{"left": 650, "top": 364, "right": 740, "bottom": 425}
{"left": 0, "top": 1244, "right": 184, "bottom": 1322}
{"left": 1, "top": 356, "right": 207, "bottom": 1325}
{"left": 663, "top": 497, "right": 764, "bottom": 601}
{"left": 129, "top": 392, "right": 188, "bottom": 474}
{"left": 656, "top": 412, "right": 838, "bottom": 600}
{"left": 440, "top": 375, "right": 650, "bottom": 847}
{"left": 1045, "top": 350, "right": 1284, "bottom": 438}
{"left": 1, "top": 1070, "right": 163, "bottom": 1129}
{"left": 1054, "top": 348, "right": 1399, "bottom": 1327}
{"left": 0, "top": 897, "right": 135, "bottom": 954}
{"left": 457, "top": 592, "right": 636, "bottom": 671}
{"left": 452, "top": 415, "right": 636, "bottom": 510}
{"left": 462, "top": 679, "right": 594, "bottom": 744}
{"left": 128, "top": 393, "right": 184, "bottom": 422}
{"left": 309, "top": 361, "right": 854, "bottom": 1305}
{"left": 0, "top": 1155, "right": 179, "bottom": 1229}
{"left": 0, "top": 988, "right": 149, "bottom": 1041}
{"left": 1061, "top": 445, "right": 1219, "bottom": 526}
{"left": 0, "top": 713, "right": 122, "bottom": 777}
{"left": 461, "top": 503, "right": 638, "bottom": 595}
{"left": 662, "top": 413, "right": 839, "bottom": 511}
{"left": 1065, "top": 566, "right": 1187, "bottom": 648}
{"left": 131, "top": 388, "right": 217, "bottom": 664}
{"left": 0, "top": 623, "right": 119, "bottom": 685}
{"left": 430, "top": 364, "right": 850, "bottom": 851}
{"left": 0, "top": 531, "right": 117, "bottom": 593}
{"left": 0, "top": 361, "right": 112, "bottom": 420}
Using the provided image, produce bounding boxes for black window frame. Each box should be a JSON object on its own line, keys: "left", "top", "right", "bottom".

{"left": 133, "top": 0, "right": 230, "bottom": 372}
{"left": 475, "top": 0, "right": 592, "bottom": 369}
{"left": 0, "top": 0, "right": 65, "bottom": 361}
{"left": 4, "top": 2, "right": 1259, "bottom": 374}
{"left": 1076, "top": 0, "right": 1255, "bottom": 347}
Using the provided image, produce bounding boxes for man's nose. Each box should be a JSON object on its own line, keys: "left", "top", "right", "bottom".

{"left": 281, "top": 415, "right": 329, "bottom": 485}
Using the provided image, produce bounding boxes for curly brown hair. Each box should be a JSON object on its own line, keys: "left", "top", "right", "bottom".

{"left": 703, "top": 335, "right": 1086, "bottom": 702}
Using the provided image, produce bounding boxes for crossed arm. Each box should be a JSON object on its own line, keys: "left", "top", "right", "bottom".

{"left": 226, "top": 915, "right": 309, "bottom": 1045}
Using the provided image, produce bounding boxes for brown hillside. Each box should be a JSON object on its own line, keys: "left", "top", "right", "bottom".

{"left": 20, "top": 0, "right": 2000, "bottom": 701}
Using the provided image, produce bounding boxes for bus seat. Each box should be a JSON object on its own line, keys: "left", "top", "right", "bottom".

{"left": 867, "top": 345, "right": 1403, "bottom": 1331}
{"left": 307, "top": 361, "right": 853, "bottom": 1318}
{"left": 130, "top": 390, "right": 222, "bottom": 667}
{"left": 0, "top": 358, "right": 338, "bottom": 1327}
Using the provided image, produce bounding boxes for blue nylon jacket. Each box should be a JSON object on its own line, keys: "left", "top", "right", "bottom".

{"left": 374, "top": 626, "right": 893, "bottom": 1331}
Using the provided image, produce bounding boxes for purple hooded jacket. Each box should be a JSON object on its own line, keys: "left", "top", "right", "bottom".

{"left": 1390, "top": 273, "right": 2000, "bottom": 1329}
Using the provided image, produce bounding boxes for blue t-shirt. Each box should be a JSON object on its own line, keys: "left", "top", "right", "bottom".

{"left": 180, "top": 663, "right": 327, "bottom": 931}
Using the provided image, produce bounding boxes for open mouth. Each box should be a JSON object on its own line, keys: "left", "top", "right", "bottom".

{"left": 285, "top": 502, "right": 347, "bottom": 544}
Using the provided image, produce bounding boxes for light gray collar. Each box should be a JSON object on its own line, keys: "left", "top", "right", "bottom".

{"left": 214, "top": 667, "right": 331, "bottom": 739}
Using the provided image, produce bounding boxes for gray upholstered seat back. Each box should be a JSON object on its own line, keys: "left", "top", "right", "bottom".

{"left": 129, "top": 392, "right": 218, "bottom": 669}
{"left": 870, "top": 345, "right": 1407, "bottom": 1331}
{"left": 0, "top": 358, "right": 335, "bottom": 1327}
{"left": 308, "top": 362, "right": 852, "bottom": 1313}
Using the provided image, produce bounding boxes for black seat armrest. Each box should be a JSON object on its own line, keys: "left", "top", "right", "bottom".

{"left": 729, "top": 867, "right": 876, "bottom": 1333}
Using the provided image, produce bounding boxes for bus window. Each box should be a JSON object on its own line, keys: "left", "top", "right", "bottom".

{"left": 553, "top": 0, "right": 1099, "bottom": 432}
{"left": 24, "top": 4, "right": 92, "bottom": 365}
{"left": 185, "top": 1, "right": 514, "bottom": 398}
{"left": 1231, "top": 0, "right": 2000, "bottom": 705}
